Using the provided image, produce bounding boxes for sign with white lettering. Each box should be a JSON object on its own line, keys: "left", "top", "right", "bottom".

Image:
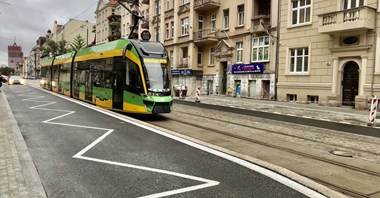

{"left": 231, "top": 63, "right": 264, "bottom": 74}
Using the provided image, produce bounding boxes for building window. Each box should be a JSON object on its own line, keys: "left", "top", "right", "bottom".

{"left": 307, "top": 95, "right": 319, "bottom": 104}
{"left": 209, "top": 47, "right": 215, "bottom": 65}
{"left": 291, "top": 0, "right": 311, "bottom": 25}
{"left": 211, "top": 13, "right": 216, "bottom": 32}
{"left": 252, "top": 36, "right": 269, "bottom": 62}
{"left": 181, "top": 17, "right": 189, "bottom": 36}
{"left": 199, "top": 15, "right": 204, "bottom": 30}
{"left": 223, "top": 9, "right": 229, "bottom": 29}
{"left": 156, "top": 0, "right": 161, "bottom": 15}
{"left": 170, "top": 21, "right": 174, "bottom": 38}
{"left": 197, "top": 47, "right": 202, "bottom": 65}
{"left": 236, "top": 42, "right": 243, "bottom": 63}
{"left": 165, "top": 23, "right": 169, "bottom": 39}
{"left": 183, "top": 0, "right": 189, "bottom": 4}
{"left": 289, "top": 47, "right": 309, "bottom": 73}
{"left": 343, "top": 0, "right": 363, "bottom": 9}
{"left": 237, "top": 4, "right": 244, "bottom": 26}
{"left": 169, "top": 50, "right": 173, "bottom": 68}
{"left": 287, "top": 94, "right": 297, "bottom": 102}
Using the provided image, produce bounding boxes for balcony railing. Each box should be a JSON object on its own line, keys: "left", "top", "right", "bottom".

{"left": 178, "top": 58, "right": 188, "bottom": 68}
{"left": 193, "top": 29, "right": 219, "bottom": 45}
{"left": 251, "top": 15, "right": 270, "bottom": 33}
{"left": 318, "top": 6, "right": 376, "bottom": 34}
{"left": 108, "top": 14, "right": 121, "bottom": 26}
{"left": 194, "top": 0, "right": 220, "bottom": 12}
{"left": 108, "top": 33, "right": 121, "bottom": 42}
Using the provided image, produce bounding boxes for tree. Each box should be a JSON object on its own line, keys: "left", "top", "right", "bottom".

{"left": 40, "top": 39, "right": 58, "bottom": 58}
{"left": 0, "top": 67, "right": 15, "bottom": 76}
{"left": 57, "top": 40, "right": 69, "bottom": 55}
{"left": 70, "top": 35, "right": 86, "bottom": 51}
{"left": 40, "top": 39, "right": 69, "bottom": 57}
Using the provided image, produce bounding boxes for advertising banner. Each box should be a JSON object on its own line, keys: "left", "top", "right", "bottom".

{"left": 231, "top": 63, "right": 264, "bottom": 74}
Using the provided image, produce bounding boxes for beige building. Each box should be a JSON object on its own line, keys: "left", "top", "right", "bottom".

{"left": 278, "top": 0, "right": 380, "bottom": 109}
{"left": 95, "top": 0, "right": 139, "bottom": 45}
{"left": 142, "top": 0, "right": 278, "bottom": 98}
{"left": 51, "top": 19, "right": 95, "bottom": 47}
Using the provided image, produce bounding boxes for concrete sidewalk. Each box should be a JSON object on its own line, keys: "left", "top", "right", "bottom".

{"left": 0, "top": 90, "right": 46, "bottom": 197}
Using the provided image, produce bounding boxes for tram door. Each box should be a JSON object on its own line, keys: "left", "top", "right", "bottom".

{"left": 113, "top": 60, "right": 125, "bottom": 109}
{"left": 84, "top": 71, "right": 93, "bottom": 102}
{"left": 73, "top": 66, "right": 80, "bottom": 99}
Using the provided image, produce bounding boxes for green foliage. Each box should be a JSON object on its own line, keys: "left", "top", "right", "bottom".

{"left": 41, "top": 39, "right": 69, "bottom": 57}
{"left": 0, "top": 67, "right": 15, "bottom": 76}
{"left": 70, "top": 35, "right": 87, "bottom": 51}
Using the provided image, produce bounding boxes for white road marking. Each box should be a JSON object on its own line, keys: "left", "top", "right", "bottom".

{"left": 27, "top": 85, "right": 326, "bottom": 198}
{"left": 23, "top": 87, "right": 220, "bottom": 197}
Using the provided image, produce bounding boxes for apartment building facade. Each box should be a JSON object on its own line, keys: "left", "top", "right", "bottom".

{"left": 51, "top": 19, "right": 95, "bottom": 47}
{"left": 142, "top": 0, "right": 278, "bottom": 98}
{"left": 278, "top": 0, "right": 380, "bottom": 109}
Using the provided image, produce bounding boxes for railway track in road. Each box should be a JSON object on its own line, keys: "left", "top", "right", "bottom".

{"left": 140, "top": 107, "right": 380, "bottom": 198}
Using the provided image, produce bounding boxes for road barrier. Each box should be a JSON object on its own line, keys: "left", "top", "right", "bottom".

{"left": 368, "top": 95, "right": 378, "bottom": 127}
{"left": 195, "top": 86, "right": 200, "bottom": 103}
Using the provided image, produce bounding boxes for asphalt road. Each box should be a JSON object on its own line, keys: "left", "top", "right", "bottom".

{"left": 4, "top": 84, "right": 319, "bottom": 198}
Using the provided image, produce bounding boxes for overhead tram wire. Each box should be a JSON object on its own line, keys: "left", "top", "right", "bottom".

{"left": 71, "top": 1, "right": 98, "bottom": 20}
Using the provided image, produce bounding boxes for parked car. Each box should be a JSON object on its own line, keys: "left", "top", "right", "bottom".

{"left": 8, "top": 75, "right": 25, "bottom": 85}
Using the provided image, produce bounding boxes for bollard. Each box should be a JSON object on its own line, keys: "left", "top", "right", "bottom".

{"left": 195, "top": 86, "right": 201, "bottom": 103}
{"left": 368, "top": 95, "right": 378, "bottom": 127}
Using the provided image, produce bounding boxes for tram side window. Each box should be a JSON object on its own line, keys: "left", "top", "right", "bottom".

{"left": 126, "top": 59, "right": 143, "bottom": 93}
{"left": 41, "top": 67, "right": 48, "bottom": 78}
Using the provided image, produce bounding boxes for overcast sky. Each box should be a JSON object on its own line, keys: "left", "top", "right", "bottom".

{"left": 0, "top": 0, "right": 98, "bottom": 66}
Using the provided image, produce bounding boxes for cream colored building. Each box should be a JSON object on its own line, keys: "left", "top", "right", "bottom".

{"left": 95, "top": 0, "right": 138, "bottom": 45}
{"left": 142, "top": 0, "right": 278, "bottom": 98}
{"left": 278, "top": 0, "right": 380, "bottom": 109}
{"left": 51, "top": 19, "right": 95, "bottom": 47}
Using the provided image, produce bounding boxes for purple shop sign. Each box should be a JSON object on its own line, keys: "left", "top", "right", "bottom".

{"left": 231, "top": 63, "right": 264, "bottom": 74}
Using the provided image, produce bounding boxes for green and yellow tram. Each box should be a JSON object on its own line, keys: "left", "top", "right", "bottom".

{"left": 40, "top": 38, "right": 172, "bottom": 114}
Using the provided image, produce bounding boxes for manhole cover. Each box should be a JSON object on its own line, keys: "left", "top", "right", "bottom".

{"left": 329, "top": 150, "right": 353, "bottom": 157}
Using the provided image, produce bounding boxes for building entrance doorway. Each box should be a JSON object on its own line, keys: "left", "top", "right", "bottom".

{"left": 262, "top": 80, "right": 270, "bottom": 99}
{"left": 220, "top": 61, "right": 227, "bottom": 94}
{"left": 342, "top": 61, "right": 359, "bottom": 106}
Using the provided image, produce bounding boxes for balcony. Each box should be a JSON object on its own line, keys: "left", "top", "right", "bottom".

{"left": 251, "top": 15, "right": 270, "bottom": 33}
{"left": 108, "top": 14, "right": 121, "bottom": 26}
{"left": 108, "top": 33, "right": 121, "bottom": 42}
{"left": 318, "top": 6, "right": 376, "bottom": 34}
{"left": 141, "top": 0, "right": 149, "bottom": 4}
{"left": 193, "top": 29, "right": 219, "bottom": 46}
{"left": 194, "top": 0, "right": 220, "bottom": 12}
{"left": 178, "top": 58, "right": 188, "bottom": 68}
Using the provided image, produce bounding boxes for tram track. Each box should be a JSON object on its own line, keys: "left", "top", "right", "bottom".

{"left": 142, "top": 109, "right": 380, "bottom": 198}
{"left": 167, "top": 113, "right": 380, "bottom": 177}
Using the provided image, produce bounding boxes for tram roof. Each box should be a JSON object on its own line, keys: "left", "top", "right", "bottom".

{"left": 41, "top": 57, "right": 54, "bottom": 67}
{"left": 74, "top": 39, "right": 138, "bottom": 62}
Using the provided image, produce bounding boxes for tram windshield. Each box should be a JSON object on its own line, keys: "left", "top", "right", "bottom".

{"left": 144, "top": 59, "right": 170, "bottom": 92}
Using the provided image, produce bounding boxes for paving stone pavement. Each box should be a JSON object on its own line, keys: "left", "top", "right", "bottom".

{"left": 178, "top": 94, "right": 378, "bottom": 127}
{"left": 0, "top": 91, "right": 46, "bottom": 198}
